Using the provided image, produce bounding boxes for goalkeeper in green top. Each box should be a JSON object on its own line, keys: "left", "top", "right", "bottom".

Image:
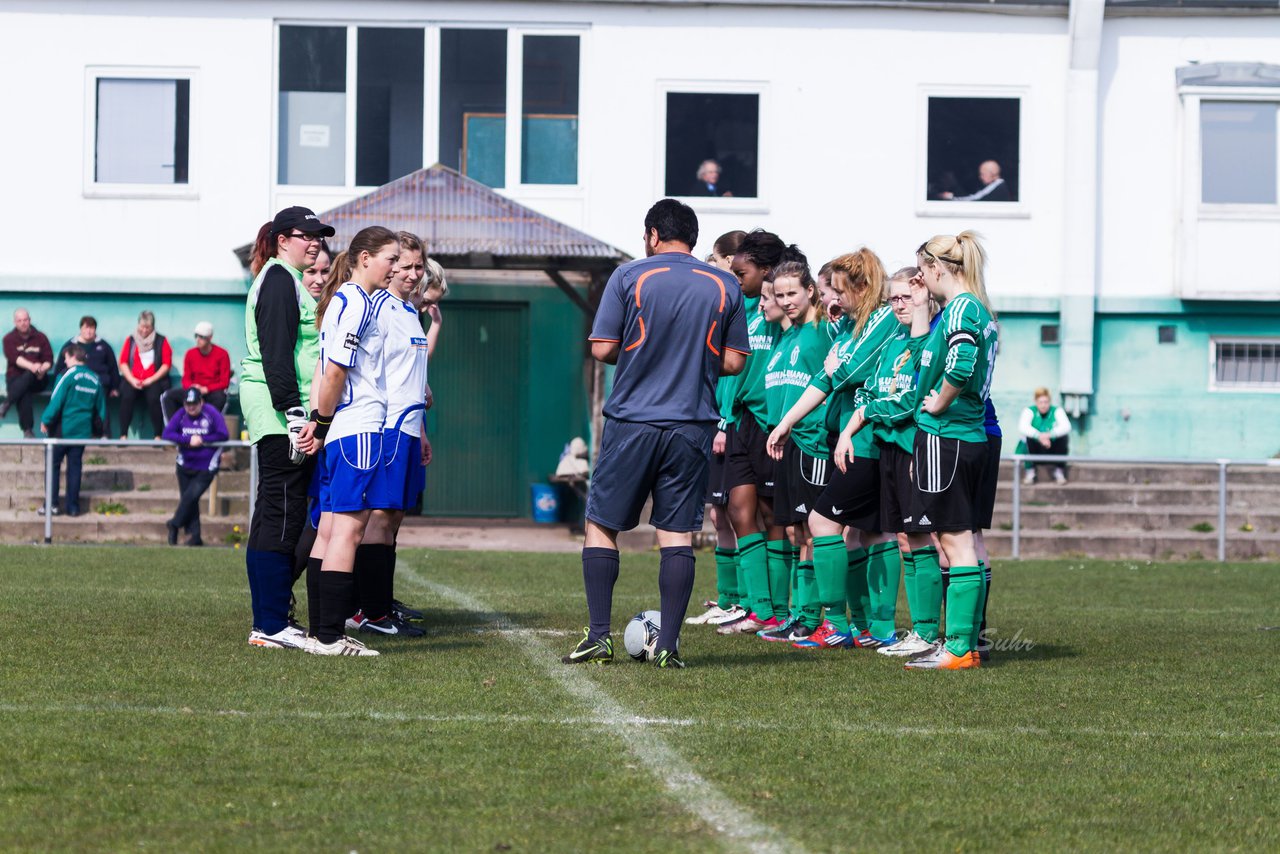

{"left": 766, "top": 250, "right": 901, "bottom": 649}
{"left": 900, "top": 231, "right": 999, "bottom": 671}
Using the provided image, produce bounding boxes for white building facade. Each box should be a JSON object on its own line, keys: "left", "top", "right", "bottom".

{"left": 1, "top": 0, "right": 1277, "bottom": 457}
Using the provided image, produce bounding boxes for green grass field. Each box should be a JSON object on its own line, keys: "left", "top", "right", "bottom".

{"left": 2, "top": 545, "right": 1278, "bottom": 852}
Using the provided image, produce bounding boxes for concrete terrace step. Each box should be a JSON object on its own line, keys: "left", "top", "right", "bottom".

{"left": 983, "top": 528, "right": 1280, "bottom": 561}
{"left": 0, "top": 509, "right": 245, "bottom": 546}
{"left": 0, "top": 443, "right": 250, "bottom": 468}
{"left": 6, "top": 489, "right": 250, "bottom": 516}
{"left": 996, "top": 482, "right": 1280, "bottom": 507}
{"left": 8, "top": 464, "right": 249, "bottom": 492}
{"left": 1000, "top": 461, "right": 1280, "bottom": 486}
{"left": 992, "top": 503, "right": 1280, "bottom": 533}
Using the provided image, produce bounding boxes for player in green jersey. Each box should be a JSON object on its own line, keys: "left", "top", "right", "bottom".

{"left": 766, "top": 250, "right": 901, "bottom": 648}
{"left": 831, "top": 269, "right": 939, "bottom": 657}
{"left": 902, "top": 231, "right": 998, "bottom": 671}
{"left": 690, "top": 231, "right": 751, "bottom": 626}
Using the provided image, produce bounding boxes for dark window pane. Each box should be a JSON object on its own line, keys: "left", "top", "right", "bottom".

{"left": 927, "top": 97, "right": 1020, "bottom": 202}
{"left": 521, "top": 35, "right": 578, "bottom": 185}
{"left": 1201, "top": 101, "right": 1277, "bottom": 204}
{"left": 440, "top": 29, "right": 507, "bottom": 188}
{"left": 356, "top": 27, "right": 424, "bottom": 187}
{"left": 279, "top": 26, "right": 346, "bottom": 185}
{"left": 95, "top": 78, "right": 187, "bottom": 184}
{"left": 665, "top": 93, "right": 759, "bottom": 198}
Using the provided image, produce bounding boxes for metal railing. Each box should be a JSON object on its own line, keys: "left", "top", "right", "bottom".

{"left": 1009, "top": 453, "right": 1280, "bottom": 562}
{"left": 0, "top": 438, "right": 256, "bottom": 544}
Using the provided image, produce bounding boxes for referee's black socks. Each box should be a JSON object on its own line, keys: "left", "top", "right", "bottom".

{"left": 656, "top": 546, "right": 695, "bottom": 655}
{"left": 582, "top": 547, "right": 619, "bottom": 642}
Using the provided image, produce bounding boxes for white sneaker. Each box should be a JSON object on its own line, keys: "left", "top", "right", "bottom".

{"left": 1053, "top": 467, "right": 1067, "bottom": 484}
{"left": 304, "top": 635, "right": 380, "bottom": 657}
{"left": 686, "top": 604, "right": 731, "bottom": 625}
{"left": 1022, "top": 469, "right": 1036, "bottom": 485}
{"left": 707, "top": 604, "right": 747, "bottom": 626}
{"left": 877, "top": 631, "right": 934, "bottom": 657}
{"left": 345, "top": 611, "right": 366, "bottom": 632}
{"left": 248, "top": 625, "right": 308, "bottom": 650}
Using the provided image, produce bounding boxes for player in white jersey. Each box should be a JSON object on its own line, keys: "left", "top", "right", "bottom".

{"left": 346, "top": 232, "right": 433, "bottom": 637}
{"left": 297, "top": 225, "right": 399, "bottom": 657}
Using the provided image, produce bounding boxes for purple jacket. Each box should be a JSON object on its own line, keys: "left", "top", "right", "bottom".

{"left": 162, "top": 404, "right": 229, "bottom": 472}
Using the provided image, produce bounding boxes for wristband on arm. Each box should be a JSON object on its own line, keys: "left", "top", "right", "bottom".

{"left": 309, "top": 409, "right": 333, "bottom": 440}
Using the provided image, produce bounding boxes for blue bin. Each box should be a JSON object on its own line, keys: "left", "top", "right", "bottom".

{"left": 531, "top": 483, "right": 561, "bottom": 523}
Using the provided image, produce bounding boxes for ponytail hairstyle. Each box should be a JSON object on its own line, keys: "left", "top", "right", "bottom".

{"left": 734, "top": 229, "right": 788, "bottom": 274}
{"left": 918, "top": 230, "right": 994, "bottom": 317}
{"left": 771, "top": 260, "right": 821, "bottom": 327}
{"left": 828, "top": 247, "right": 887, "bottom": 337}
{"left": 314, "top": 226, "right": 399, "bottom": 329}
{"left": 249, "top": 222, "right": 275, "bottom": 277}
{"left": 397, "top": 230, "right": 424, "bottom": 256}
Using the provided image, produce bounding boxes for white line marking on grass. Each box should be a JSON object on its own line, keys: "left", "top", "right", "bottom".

{"left": 2, "top": 704, "right": 1277, "bottom": 742}
{"left": 396, "top": 567, "right": 794, "bottom": 854}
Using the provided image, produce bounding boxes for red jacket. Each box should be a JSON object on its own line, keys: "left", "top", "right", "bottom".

{"left": 182, "top": 344, "right": 231, "bottom": 392}
{"left": 120, "top": 335, "right": 173, "bottom": 382}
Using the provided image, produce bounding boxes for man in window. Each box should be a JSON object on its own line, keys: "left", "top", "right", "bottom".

{"left": 692, "top": 159, "right": 733, "bottom": 197}
{"left": 1, "top": 308, "right": 54, "bottom": 438}
{"left": 942, "top": 159, "right": 1011, "bottom": 202}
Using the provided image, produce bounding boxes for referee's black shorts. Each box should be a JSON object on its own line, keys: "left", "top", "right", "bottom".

{"left": 587, "top": 418, "right": 714, "bottom": 533}
{"left": 905, "top": 430, "right": 989, "bottom": 534}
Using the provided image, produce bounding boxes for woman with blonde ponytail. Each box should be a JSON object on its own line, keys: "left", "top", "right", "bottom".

{"left": 902, "top": 230, "right": 999, "bottom": 671}
{"left": 763, "top": 247, "right": 900, "bottom": 649}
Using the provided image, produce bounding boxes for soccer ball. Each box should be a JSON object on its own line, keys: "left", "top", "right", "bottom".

{"left": 623, "top": 610, "right": 662, "bottom": 662}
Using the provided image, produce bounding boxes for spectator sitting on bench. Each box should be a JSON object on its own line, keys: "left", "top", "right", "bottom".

{"left": 2, "top": 308, "right": 54, "bottom": 438}
{"left": 56, "top": 315, "right": 120, "bottom": 435}
{"left": 1018, "top": 386, "right": 1071, "bottom": 484}
{"left": 162, "top": 387, "right": 229, "bottom": 547}
{"left": 39, "top": 344, "right": 107, "bottom": 518}
{"left": 163, "top": 321, "right": 230, "bottom": 421}
{"left": 118, "top": 310, "right": 172, "bottom": 439}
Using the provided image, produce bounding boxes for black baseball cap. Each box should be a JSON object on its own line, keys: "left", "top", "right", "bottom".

{"left": 183, "top": 387, "right": 204, "bottom": 406}
{"left": 271, "top": 206, "right": 335, "bottom": 238}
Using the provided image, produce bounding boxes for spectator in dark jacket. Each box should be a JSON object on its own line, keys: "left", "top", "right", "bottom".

{"left": 2, "top": 308, "right": 55, "bottom": 437}
{"left": 162, "top": 387, "right": 229, "bottom": 547}
{"left": 57, "top": 316, "right": 120, "bottom": 434}
{"left": 118, "top": 310, "right": 173, "bottom": 439}
{"left": 39, "top": 345, "right": 107, "bottom": 517}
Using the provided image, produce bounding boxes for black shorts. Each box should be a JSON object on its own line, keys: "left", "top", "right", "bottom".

{"left": 905, "top": 431, "right": 989, "bottom": 534}
{"left": 586, "top": 419, "right": 715, "bottom": 533}
{"left": 877, "top": 440, "right": 913, "bottom": 534}
{"left": 975, "top": 434, "right": 1002, "bottom": 530}
{"left": 725, "top": 416, "right": 775, "bottom": 497}
{"left": 773, "top": 440, "right": 832, "bottom": 527}
{"left": 813, "top": 454, "right": 881, "bottom": 532}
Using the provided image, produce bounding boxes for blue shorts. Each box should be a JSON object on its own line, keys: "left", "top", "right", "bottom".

{"left": 320, "top": 432, "right": 383, "bottom": 514}
{"left": 367, "top": 429, "right": 426, "bottom": 511}
{"left": 307, "top": 447, "right": 326, "bottom": 528}
{"left": 586, "top": 419, "right": 714, "bottom": 533}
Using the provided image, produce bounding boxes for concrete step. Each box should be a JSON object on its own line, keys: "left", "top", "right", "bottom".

{"left": 7, "top": 465, "right": 249, "bottom": 492}
{"left": 5, "top": 489, "right": 250, "bottom": 516}
{"left": 0, "top": 509, "right": 246, "bottom": 545}
{"left": 1000, "top": 461, "right": 1280, "bottom": 486}
{"left": 983, "top": 528, "right": 1280, "bottom": 561}
{"left": 996, "top": 482, "right": 1280, "bottom": 507}
{"left": 0, "top": 443, "right": 250, "bottom": 468}
{"left": 992, "top": 504, "right": 1280, "bottom": 534}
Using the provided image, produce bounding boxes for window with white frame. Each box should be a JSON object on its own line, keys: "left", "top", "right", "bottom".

{"left": 278, "top": 24, "right": 580, "bottom": 189}
{"left": 1211, "top": 338, "right": 1280, "bottom": 390}
{"left": 664, "top": 92, "right": 759, "bottom": 199}
{"left": 925, "top": 96, "right": 1020, "bottom": 203}
{"left": 1200, "top": 100, "right": 1278, "bottom": 205}
{"left": 91, "top": 74, "right": 190, "bottom": 186}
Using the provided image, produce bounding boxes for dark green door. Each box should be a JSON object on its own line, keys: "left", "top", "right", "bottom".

{"left": 423, "top": 302, "right": 527, "bottom": 517}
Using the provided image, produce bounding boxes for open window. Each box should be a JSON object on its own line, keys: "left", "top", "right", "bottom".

{"left": 664, "top": 92, "right": 760, "bottom": 199}
{"left": 925, "top": 95, "right": 1020, "bottom": 204}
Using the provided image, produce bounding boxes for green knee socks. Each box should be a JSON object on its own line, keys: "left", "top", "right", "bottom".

{"left": 737, "top": 533, "right": 770, "bottom": 619}
{"left": 866, "top": 541, "right": 901, "bottom": 640}
{"left": 845, "top": 547, "right": 870, "bottom": 634}
{"left": 766, "top": 539, "right": 791, "bottom": 621}
{"left": 797, "top": 561, "right": 820, "bottom": 628}
{"left": 714, "top": 547, "right": 740, "bottom": 610}
{"left": 943, "top": 565, "right": 984, "bottom": 657}
{"left": 812, "top": 535, "right": 850, "bottom": 633}
{"left": 910, "top": 545, "right": 943, "bottom": 642}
